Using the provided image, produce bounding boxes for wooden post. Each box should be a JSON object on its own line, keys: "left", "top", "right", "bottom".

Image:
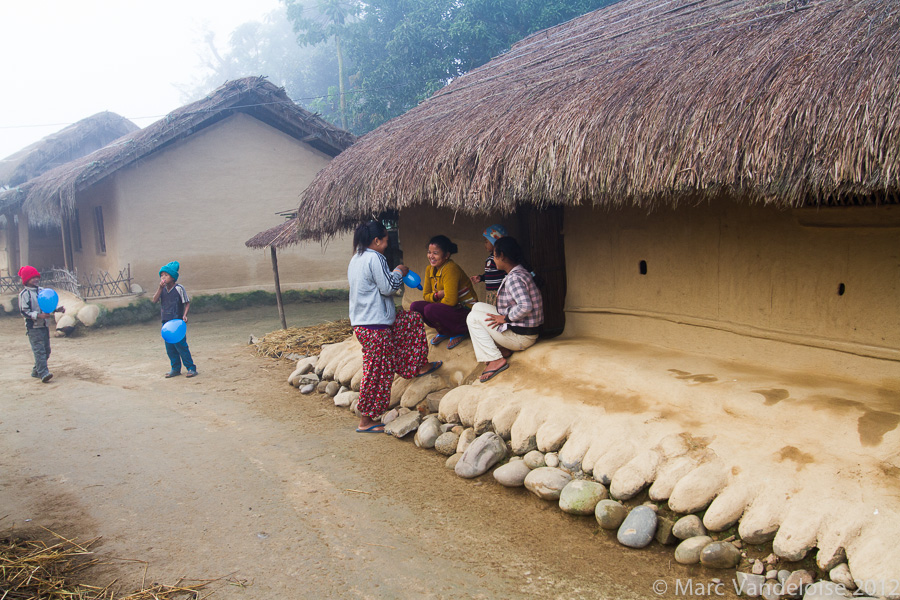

{"left": 270, "top": 246, "right": 287, "bottom": 330}
{"left": 60, "top": 213, "right": 72, "bottom": 271}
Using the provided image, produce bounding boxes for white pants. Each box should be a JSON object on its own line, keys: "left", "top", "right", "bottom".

{"left": 465, "top": 302, "right": 538, "bottom": 362}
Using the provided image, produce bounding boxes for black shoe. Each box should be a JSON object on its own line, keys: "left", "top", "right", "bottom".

{"left": 41, "top": 373, "right": 53, "bottom": 383}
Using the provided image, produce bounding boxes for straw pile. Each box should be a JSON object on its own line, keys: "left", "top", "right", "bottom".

{"left": 0, "top": 534, "right": 209, "bottom": 599}
{"left": 254, "top": 319, "right": 353, "bottom": 359}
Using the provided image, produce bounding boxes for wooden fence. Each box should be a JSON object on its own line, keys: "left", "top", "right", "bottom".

{"left": 0, "top": 265, "right": 133, "bottom": 299}
{"left": 80, "top": 265, "right": 133, "bottom": 298}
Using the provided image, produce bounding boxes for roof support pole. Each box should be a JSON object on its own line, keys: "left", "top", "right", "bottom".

{"left": 5, "top": 215, "right": 20, "bottom": 275}
{"left": 270, "top": 246, "right": 287, "bottom": 330}
{"left": 59, "top": 212, "right": 72, "bottom": 272}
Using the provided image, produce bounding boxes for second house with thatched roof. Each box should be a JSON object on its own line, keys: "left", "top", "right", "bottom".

{"left": 1, "top": 77, "right": 354, "bottom": 296}
{"left": 0, "top": 111, "right": 139, "bottom": 281}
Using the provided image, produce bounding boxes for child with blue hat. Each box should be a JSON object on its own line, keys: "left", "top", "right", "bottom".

{"left": 151, "top": 261, "right": 197, "bottom": 378}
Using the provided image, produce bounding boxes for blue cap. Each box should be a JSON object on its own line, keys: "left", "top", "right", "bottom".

{"left": 159, "top": 261, "right": 180, "bottom": 281}
{"left": 483, "top": 224, "right": 507, "bottom": 245}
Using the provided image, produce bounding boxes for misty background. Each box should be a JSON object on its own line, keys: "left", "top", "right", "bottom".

{"left": 1, "top": 0, "right": 616, "bottom": 159}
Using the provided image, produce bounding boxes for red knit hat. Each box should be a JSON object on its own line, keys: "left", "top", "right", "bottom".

{"left": 18, "top": 265, "right": 40, "bottom": 285}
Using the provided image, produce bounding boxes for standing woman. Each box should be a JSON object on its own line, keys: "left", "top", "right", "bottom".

{"left": 465, "top": 236, "right": 544, "bottom": 382}
{"left": 348, "top": 221, "right": 442, "bottom": 433}
{"left": 410, "top": 235, "right": 478, "bottom": 349}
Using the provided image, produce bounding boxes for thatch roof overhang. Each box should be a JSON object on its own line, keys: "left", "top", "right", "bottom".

{"left": 245, "top": 217, "right": 301, "bottom": 250}
{"left": 0, "top": 111, "right": 139, "bottom": 190}
{"left": 10, "top": 77, "right": 355, "bottom": 227}
{"left": 297, "top": 0, "right": 900, "bottom": 240}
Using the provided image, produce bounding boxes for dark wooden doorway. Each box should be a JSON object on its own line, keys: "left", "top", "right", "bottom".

{"left": 517, "top": 205, "right": 567, "bottom": 337}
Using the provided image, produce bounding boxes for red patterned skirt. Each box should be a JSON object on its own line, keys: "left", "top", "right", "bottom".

{"left": 353, "top": 309, "right": 429, "bottom": 419}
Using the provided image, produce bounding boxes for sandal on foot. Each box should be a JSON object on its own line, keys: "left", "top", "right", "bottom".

{"left": 416, "top": 361, "right": 443, "bottom": 377}
{"left": 430, "top": 334, "right": 449, "bottom": 346}
{"left": 480, "top": 362, "right": 509, "bottom": 383}
{"left": 446, "top": 335, "right": 466, "bottom": 350}
{"left": 356, "top": 423, "right": 385, "bottom": 433}
{"left": 165, "top": 370, "right": 181, "bottom": 378}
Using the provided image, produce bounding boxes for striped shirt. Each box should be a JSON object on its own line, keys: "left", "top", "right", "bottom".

{"left": 481, "top": 254, "right": 505, "bottom": 291}
{"left": 496, "top": 265, "right": 544, "bottom": 333}
{"left": 159, "top": 283, "right": 190, "bottom": 322}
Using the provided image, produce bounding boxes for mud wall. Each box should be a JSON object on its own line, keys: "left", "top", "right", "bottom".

{"left": 70, "top": 113, "right": 350, "bottom": 294}
{"left": 564, "top": 202, "right": 900, "bottom": 383}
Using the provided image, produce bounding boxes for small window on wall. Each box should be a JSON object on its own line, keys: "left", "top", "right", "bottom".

{"left": 94, "top": 206, "right": 106, "bottom": 253}
{"left": 71, "top": 208, "right": 83, "bottom": 252}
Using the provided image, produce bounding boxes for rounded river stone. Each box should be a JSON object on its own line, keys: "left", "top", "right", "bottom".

{"left": 523, "top": 467, "right": 572, "bottom": 500}
{"left": 674, "top": 535, "right": 713, "bottom": 564}
{"left": 699, "top": 541, "right": 741, "bottom": 569}
{"left": 434, "top": 432, "right": 461, "bottom": 456}
{"left": 616, "top": 505, "right": 658, "bottom": 549}
{"left": 595, "top": 500, "right": 628, "bottom": 530}
{"left": 672, "top": 514, "right": 707, "bottom": 539}
{"left": 493, "top": 461, "right": 532, "bottom": 487}
{"left": 559, "top": 480, "right": 608, "bottom": 515}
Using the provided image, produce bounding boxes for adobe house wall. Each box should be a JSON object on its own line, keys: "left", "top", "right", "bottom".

{"left": 72, "top": 113, "right": 350, "bottom": 294}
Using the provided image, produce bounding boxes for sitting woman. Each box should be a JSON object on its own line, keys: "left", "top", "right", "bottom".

{"left": 410, "top": 235, "right": 478, "bottom": 350}
{"left": 465, "top": 236, "right": 544, "bottom": 382}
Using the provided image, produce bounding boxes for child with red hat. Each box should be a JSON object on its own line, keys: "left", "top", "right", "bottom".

{"left": 17, "top": 266, "right": 65, "bottom": 382}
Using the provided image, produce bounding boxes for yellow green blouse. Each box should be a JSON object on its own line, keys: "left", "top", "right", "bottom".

{"left": 422, "top": 260, "right": 478, "bottom": 308}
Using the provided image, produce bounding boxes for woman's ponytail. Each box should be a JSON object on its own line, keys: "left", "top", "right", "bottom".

{"left": 353, "top": 220, "right": 387, "bottom": 255}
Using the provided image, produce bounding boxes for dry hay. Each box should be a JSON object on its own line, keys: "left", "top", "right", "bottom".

{"left": 0, "top": 532, "right": 210, "bottom": 599}
{"left": 255, "top": 319, "right": 352, "bottom": 359}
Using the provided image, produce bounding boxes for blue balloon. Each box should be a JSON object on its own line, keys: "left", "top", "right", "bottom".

{"left": 403, "top": 270, "right": 423, "bottom": 290}
{"left": 37, "top": 288, "right": 58, "bottom": 313}
{"left": 161, "top": 319, "right": 186, "bottom": 343}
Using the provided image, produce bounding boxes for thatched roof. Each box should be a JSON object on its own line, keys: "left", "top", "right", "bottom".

{"left": 245, "top": 217, "right": 300, "bottom": 250}
{"left": 0, "top": 111, "right": 138, "bottom": 191}
{"left": 297, "top": 0, "right": 900, "bottom": 239}
{"left": 1, "top": 77, "right": 355, "bottom": 226}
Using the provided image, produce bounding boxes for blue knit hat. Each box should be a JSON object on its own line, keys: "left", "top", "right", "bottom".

{"left": 159, "top": 261, "right": 180, "bottom": 281}
{"left": 483, "top": 224, "right": 507, "bottom": 245}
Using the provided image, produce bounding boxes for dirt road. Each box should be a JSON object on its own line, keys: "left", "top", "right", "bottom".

{"left": 0, "top": 302, "right": 732, "bottom": 599}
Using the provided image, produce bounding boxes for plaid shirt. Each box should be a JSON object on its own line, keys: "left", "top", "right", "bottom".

{"left": 496, "top": 265, "right": 543, "bottom": 332}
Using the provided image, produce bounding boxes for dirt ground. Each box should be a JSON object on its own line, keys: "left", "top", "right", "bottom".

{"left": 0, "top": 302, "right": 740, "bottom": 599}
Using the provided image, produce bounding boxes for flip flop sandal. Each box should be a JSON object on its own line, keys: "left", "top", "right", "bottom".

{"left": 431, "top": 334, "right": 449, "bottom": 346}
{"left": 446, "top": 335, "right": 466, "bottom": 350}
{"left": 480, "top": 362, "right": 509, "bottom": 383}
{"left": 416, "top": 361, "right": 443, "bottom": 377}
{"left": 356, "top": 424, "right": 385, "bottom": 433}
